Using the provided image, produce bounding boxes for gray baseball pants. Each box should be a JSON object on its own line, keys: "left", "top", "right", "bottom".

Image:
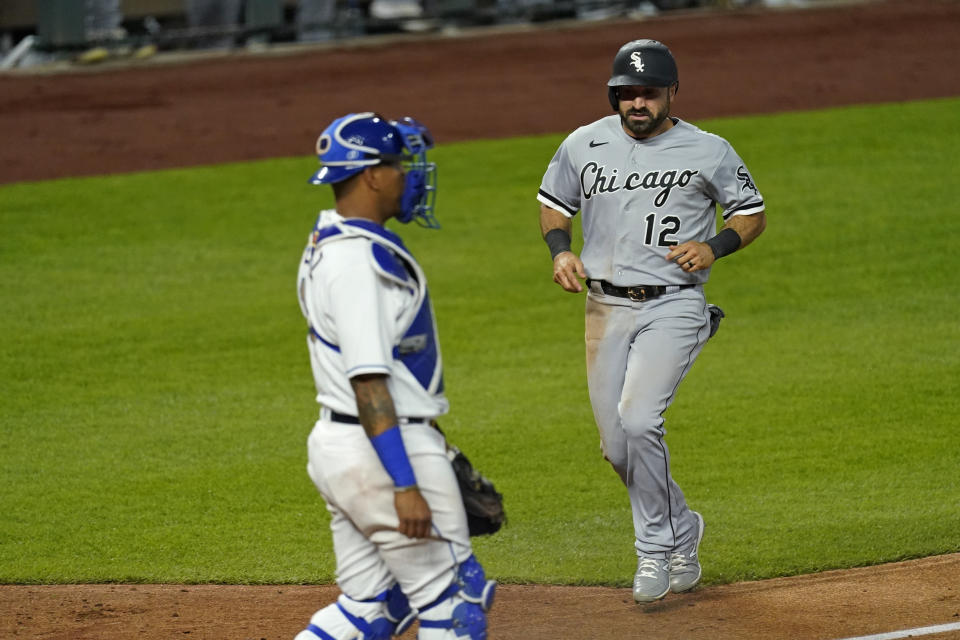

{"left": 585, "top": 285, "right": 710, "bottom": 556}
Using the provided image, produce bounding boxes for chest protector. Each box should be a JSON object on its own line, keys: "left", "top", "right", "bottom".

{"left": 298, "top": 215, "right": 444, "bottom": 395}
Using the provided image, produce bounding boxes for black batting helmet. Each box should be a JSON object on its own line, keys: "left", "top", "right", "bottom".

{"left": 607, "top": 39, "right": 678, "bottom": 110}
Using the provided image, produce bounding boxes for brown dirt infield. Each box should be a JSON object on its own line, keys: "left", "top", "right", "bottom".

{"left": 2, "top": 0, "right": 959, "bottom": 638}
{"left": 3, "top": 554, "right": 959, "bottom": 639}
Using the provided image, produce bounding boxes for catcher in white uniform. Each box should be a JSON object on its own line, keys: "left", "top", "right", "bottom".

{"left": 537, "top": 40, "right": 767, "bottom": 604}
{"left": 294, "top": 112, "right": 495, "bottom": 639}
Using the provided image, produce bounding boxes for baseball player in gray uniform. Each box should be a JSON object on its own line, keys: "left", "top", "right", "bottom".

{"left": 537, "top": 40, "right": 766, "bottom": 603}
{"left": 294, "top": 112, "right": 495, "bottom": 639}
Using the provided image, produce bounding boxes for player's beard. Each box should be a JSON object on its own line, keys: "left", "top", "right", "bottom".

{"left": 620, "top": 101, "right": 670, "bottom": 139}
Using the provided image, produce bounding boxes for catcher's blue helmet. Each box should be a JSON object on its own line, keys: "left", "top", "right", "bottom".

{"left": 309, "top": 112, "right": 439, "bottom": 228}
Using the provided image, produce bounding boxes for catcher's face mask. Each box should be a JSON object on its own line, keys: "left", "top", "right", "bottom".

{"left": 309, "top": 112, "right": 439, "bottom": 229}
{"left": 391, "top": 117, "right": 438, "bottom": 229}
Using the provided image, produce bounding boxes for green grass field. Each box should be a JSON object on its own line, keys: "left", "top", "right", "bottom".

{"left": 2, "top": 98, "right": 958, "bottom": 586}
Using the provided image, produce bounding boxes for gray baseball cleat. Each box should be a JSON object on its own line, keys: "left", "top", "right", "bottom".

{"left": 633, "top": 554, "right": 670, "bottom": 603}
{"left": 669, "top": 511, "right": 705, "bottom": 593}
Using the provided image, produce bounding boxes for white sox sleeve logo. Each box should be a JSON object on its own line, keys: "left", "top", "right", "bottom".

{"left": 736, "top": 165, "right": 758, "bottom": 194}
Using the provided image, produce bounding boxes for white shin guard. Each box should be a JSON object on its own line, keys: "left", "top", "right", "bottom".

{"left": 416, "top": 555, "right": 495, "bottom": 640}
{"left": 417, "top": 591, "right": 488, "bottom": 640}
{"left": 295, "top": 588, "right": 412, "bottom": 640}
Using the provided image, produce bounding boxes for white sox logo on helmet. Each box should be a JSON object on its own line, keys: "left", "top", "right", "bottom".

{"left": 630, "top": 51, "right": 645, "bottom": 72}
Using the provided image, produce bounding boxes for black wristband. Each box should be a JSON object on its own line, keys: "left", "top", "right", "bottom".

{"left": 705, "top": 227, "right": 742, "bottom": 260}
{"left": 544, "top": 228, "right": 572, "bottom": 259}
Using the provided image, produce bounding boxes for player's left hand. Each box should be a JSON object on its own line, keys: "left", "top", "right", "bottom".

{"left": 666, "top": 241, "right": 715, "bottom": 273}
{"left": 553, "top": 251, "right": 586, "bottom": 293}
{"left": 394, "top": 487, "right": 433, "bottom": 539}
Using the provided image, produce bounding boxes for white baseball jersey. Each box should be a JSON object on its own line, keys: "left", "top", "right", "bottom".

{"left": 538, "top": 115, "right": 764, "bottom": 286}
{"left": 295, "top": 209, "right": 476, "bottom": 622}
{"left": 296, "top": 210, "right": 449, "bottom": 419}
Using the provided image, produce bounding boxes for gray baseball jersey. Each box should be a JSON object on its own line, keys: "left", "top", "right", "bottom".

{"left": 537, "top": 115, "right": 764, "bottom": 285}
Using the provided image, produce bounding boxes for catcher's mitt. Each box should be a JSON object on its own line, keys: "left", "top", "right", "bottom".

{"left": 445, "top": 443, "right": 506, "bottom": 536}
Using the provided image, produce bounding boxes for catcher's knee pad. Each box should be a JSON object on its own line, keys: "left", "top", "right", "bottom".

{"left": 295, "top": 585, "right": 414, "bottom": 640}
{"left": 417, "top": 593, "right": 488, "bottom": 640}
{"left": 456, "top": 555, "right": 496, "bottom": 611}
{"left": 416, "top": 555, "right": 495, "bottom": 640}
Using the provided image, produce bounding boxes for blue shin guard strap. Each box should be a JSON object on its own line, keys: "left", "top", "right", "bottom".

{"left": 420, "top": 601, "right": 487, "bottom": 638}
{"left": 418, "top": 619, "right": 453, "bottom": 629}
{"left": 306, "top": 624, "right": 338, "bottom": 640}
{"left": 417, "top": 582, "right": 460, "bottom": 614}
{"left": 336, "top": 603, "right": 372, "bottom": 636}
{"left": 417, "top": 580, "right": 489, "bottom": 639}
{"left": 355, "top": 589, "right": 389, "bottom": 603}
{"left": 335, "top": 599, "right": 399, "bottom": 640}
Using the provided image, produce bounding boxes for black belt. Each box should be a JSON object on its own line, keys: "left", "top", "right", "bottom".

{"left": 587, "top": 279, "right": 695, "bottom": 302}
{"left": 329, "top": 410, "right": 431, "bottom": 426}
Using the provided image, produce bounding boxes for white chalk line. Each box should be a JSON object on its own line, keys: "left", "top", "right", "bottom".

{"left": 835, "top": 621, "right": 960, "bottom": 640}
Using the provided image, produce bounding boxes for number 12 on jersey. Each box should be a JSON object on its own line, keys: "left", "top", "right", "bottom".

{"left": 643, "top": 212, "right": 681, "bottom": 247}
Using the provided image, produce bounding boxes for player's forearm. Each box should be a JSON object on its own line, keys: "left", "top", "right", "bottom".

{"left": 352, "top": 373, "right": 419, "bottom": 492}
{"left": 350, "top": 373, "right": 399, "bottom": 438}
{"left": 723, "top": 211, "right": 766, "bottom": 250}
{"left": 539, "top": 204, "right": 572, "bottom": 238}
{"left": 540, "top": 205, "right": 575, "bottom": 259}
